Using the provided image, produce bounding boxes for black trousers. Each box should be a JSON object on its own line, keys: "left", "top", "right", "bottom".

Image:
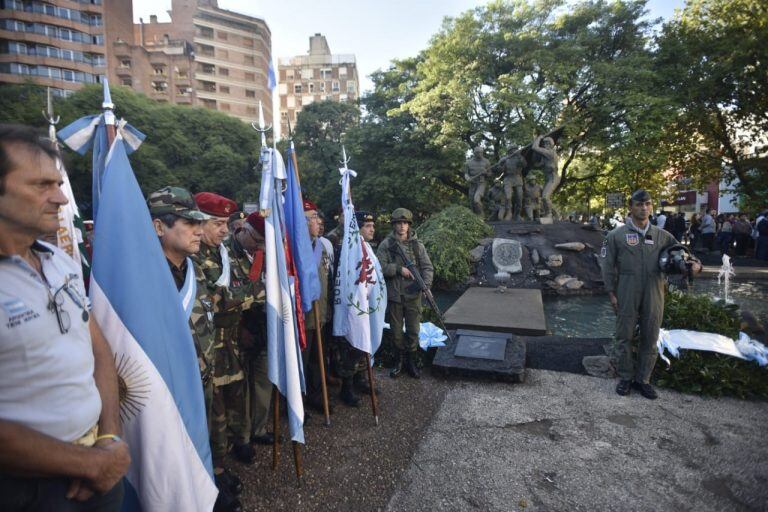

{"left": 0, "top": 476, "right": 123, "bottom": 512}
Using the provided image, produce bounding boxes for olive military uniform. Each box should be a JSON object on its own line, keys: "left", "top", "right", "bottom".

{"left": 377, "top": 230, "right": 434, "bottom": 354}
{"left": 193, "top": 241, "right": 252, "bottom": 467}
{"left": 601, "top": 221, "right": 676, "bottom": 384}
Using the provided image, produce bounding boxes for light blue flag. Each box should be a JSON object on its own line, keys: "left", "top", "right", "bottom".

{"left": 260, "top": 146, "right": 305, "bottom": 443}
{"left": 268, "top": 60, "right": 277, "bottom": 91}
{"left": 59, "top": 81, "right": 217, "bottom": 511}
{"left": 284, "top": 143, "right": 320, "bottom": 312}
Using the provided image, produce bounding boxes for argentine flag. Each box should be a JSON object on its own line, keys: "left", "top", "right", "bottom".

{"left": 259, "top": 146, "right": 305, "bottom": 443}
{"left": 58, "top": 83, "right": 217, "bottom": 511}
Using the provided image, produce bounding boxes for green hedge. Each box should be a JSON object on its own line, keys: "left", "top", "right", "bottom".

{"left": 416, "top": 205, "right": 492, "bottom": 288}
{"left": 652, "top": 291, "right": 768, "bottom": 400}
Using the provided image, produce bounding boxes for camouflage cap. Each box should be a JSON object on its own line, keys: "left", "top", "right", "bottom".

{"left": 147, "top": 186, "right": 210, "bottom": 221}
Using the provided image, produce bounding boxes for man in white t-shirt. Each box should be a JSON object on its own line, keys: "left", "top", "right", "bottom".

{"left": 0, "top": 125, "right": 130, "bottom": 511}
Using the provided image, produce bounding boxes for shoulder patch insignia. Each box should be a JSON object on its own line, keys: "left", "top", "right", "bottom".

{"left": 625, "top": 233, "right": 639, "bottom": 246}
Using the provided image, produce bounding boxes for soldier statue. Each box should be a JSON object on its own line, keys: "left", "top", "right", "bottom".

{"left": 531, "top": 135, "right": 559, "bottom": 217}
{"left": 463, "top": 146, "right": 491, "bottom": 215}
{"left": 493, "top": 146, "right": 526, "bottom": 221}
{"left": 523, "top": 174, "right": 543, "bottom": 221}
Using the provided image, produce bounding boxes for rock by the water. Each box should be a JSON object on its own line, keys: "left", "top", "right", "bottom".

{"left": 469, "top": 245, "right": 485, "bottom": 263}
{"left": 546, "top": 254, "right": 563, "bottom": 267}
{"left": 536, "top": 269, "right": 551, "bottom": 277}
{"left": 582, "top": 355, "right": 617, "bottom": 379}
{"left": 554, "top": 274, "right": 575, "bottom": 287}
{"left": 531, "top": 248, "right": 540, "bottom": 266}
{"left": 564, "top": 279, "right": 584, "bottom": 290}
{"left": 492, "top": 239, "right": 523, "bottom": 274}
{"left": 555, "top": 242, "right": 586, "bottom": 252}
{"left": 539, "top": 216, "right": 554, "bottom": 225}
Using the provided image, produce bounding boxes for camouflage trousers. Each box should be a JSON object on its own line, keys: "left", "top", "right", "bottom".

{"left": 332, "top": 338, "right": 367, "bottom": 378}
{"left": 210, "top": 379, "right": 248, "bottom": 469}
{"left": 385, "top": 296, "right": 422, "bottom": 353}
{"left": 244, "top": 349, "right": 272, "bottom": 438}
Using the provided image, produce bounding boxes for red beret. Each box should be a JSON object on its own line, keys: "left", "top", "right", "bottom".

{"left": 303, "top": 198, "right": 317, "bottom": 212}
{"left": 246, "top": 211, "right": 265, "bottom": 236}
{"left": 194, "top": 192, "right": 237, "bottom": 218}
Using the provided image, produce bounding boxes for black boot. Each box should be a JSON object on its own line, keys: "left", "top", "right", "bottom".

{"left": 231, "top": 442, "right": 255, "bottom": 464}
{"left": 390, "top": 353, "right": 404, "bottom": 379}
{"left": 404, "top": 352, "right": 421, "bottom": 379}
{"left": 213, "top": 483, "right": 242, "bottom": 512}
{"left": 339, "top": 377, "right": 361, "bottom": 407}
{"left": 353, "top": 372, "right": 381, "bottom": 395}
{"left": 215, "top": 469, "right": 242, "bottom": 496}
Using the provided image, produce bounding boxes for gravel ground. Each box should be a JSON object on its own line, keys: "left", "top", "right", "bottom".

{"left": 230, "top": 368, "right": 450, "bottom": 511}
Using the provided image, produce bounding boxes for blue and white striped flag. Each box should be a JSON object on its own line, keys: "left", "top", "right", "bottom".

{"left": 332, "top": 163, "right": 387, "bottom": 356}
{"left": 58, "top": 82, "right": 217, "bottom": 511}
{"left": 259, "top": 146, "right": 305, "bottom": 443}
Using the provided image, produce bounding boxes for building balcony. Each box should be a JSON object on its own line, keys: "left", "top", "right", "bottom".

{"left": 115, "top": 66, "right": 131, "bottom": 76}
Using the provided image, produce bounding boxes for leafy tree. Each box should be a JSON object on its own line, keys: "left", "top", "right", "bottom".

{"left": 656, "top": 0, "right": 768, "bottom": 211}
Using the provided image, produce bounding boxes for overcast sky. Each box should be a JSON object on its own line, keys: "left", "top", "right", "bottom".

{"left": 132, "top": 0, "right": 686, "bottom": 95}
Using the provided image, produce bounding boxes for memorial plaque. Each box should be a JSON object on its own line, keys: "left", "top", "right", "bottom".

{"left": 492, "top": 238, "right": 523, "bottom": 274}
{"left": 455, "top": 335, "right": 508, "bottom": 361}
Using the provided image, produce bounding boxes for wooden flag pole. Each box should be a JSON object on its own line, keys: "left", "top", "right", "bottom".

{"left": 271, "top": 385, "right": 279, "bottom": 470}
{"left": 312, "top": 303, "right": 331, "bottom": 426}
{"left": 292, "top": 441, "right": 304, "bottom": 483}
{"left": 365, "top": 354, "right": 380, "bottom": 426}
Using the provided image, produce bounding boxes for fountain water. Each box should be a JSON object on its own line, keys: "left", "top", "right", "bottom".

{"left": 716, "top": 254, "right": 736, "bottom": 303}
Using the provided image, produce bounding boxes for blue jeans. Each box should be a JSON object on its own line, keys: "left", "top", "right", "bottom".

{"left": 0, "top": 476, "right": 123, "bottom": 512}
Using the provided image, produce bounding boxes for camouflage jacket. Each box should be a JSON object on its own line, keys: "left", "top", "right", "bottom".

{"left": 376, "top": 231, "right": 434, "bottom": 303}
{"left": 310, "top": 237, "right": 332, "bottom": 329}
{"left": 167, "top": 258, "right": 215, "bottom": 385}
{"left": 192, "top": 241, "right": 254, "bottom": 321}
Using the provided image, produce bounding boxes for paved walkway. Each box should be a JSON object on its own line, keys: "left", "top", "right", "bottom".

{"left": 387, "top": 370, "right": 768, "bottom": 511}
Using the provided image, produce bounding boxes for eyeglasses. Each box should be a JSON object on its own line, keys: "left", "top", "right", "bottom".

{"left": 47, "top": 275, "right": 89, "bottom": 335}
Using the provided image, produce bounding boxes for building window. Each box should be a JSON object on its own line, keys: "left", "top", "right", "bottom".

{"left": 199, "top": 80, "right": 216, "bottom": 92}
{"left": 219, "top": 85, "right": 230, "bottom": 94}
{"left": 121, "top": 78, "right": 132, "bottom": 86}
{"left": 286, "top": 69, "right": 294, "bottom": 79}
{"left": 332, "top": 81, "right": 340, "bottom": 92}
{"left": 217, "top": 31, "right": 228, "bottom": 41}
{"left": 339, "top": 66, "right": 348, "bottom": 76}
{"left": 220, "top": 102, "right": 230, "bottom": 111}
{"left": 201, "top": 98, "right": 216, "bottom": 109}
{"left": 219, "top": 67, "right": 229, "bottom": 77}
{"left": 243, "top": 37, "right": 254, "bottom": 48}
{"left": 197, "top": 26, "right": 213, "bottom": 39}
{"left": 152, "top": 81, "right": 167, "bottom": 92}
{"left": 245, "top": 89, "right": 256, "bottom": 98}
{"left": 246, "top": 106, "right": 257, "bottom": 115}
{"left": 278, "top": 83, "right": 287, "bottom": 95}
{"left": 176, "top": 68, "right": 188, "bottom": 78}
{"left": 309, "top": 83, "right": 314, "bottom": 93}
{"left": 219, "top": 49, "right": 228, "bottom": 59}
{"left": 200, "top": 63, "right": 215, "bottom": 74}
{"left": 153, "top": 66, "right": 165, "bottom": 76}
{"left": 177, "top": 86, "right": 190, "bottom": 96}
{"left": 197, "top": 44, "right": 214, "bottom": 57}
{"left": 319, "top": 82, "right": 325, "bottom": 92}
{"left": 245, "top": 72, "right": 255, "bottom": 81}
{"left": 244, "top": 55, "right": 254, "bottom": 65}
{"left": 301, "top": 68, "right": 312, "bottom": 80}
{"left": 294, "top": 84, "right": 302, "bottom": 94}
{"left": 286, "top": 96, "right": 295, "bottom": 108}
{"left": 320, "top": 68, "right": 332, "bottom": 79}
{"left": 347, "top": 81, "right": 356, "bottom": 93}
{"left": 119, "top": 59, "right": 131, "bottom": 68}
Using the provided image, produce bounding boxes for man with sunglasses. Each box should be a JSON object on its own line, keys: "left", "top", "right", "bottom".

{"left": 0, "top": 124, "right": 129, "bottom": 510}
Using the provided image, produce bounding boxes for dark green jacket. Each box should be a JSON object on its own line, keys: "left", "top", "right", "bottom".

{"left": 377, "top": 231, "right": 434, "bottom": 303}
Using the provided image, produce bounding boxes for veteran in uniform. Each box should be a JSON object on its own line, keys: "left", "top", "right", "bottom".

{"left": 192, "top": 193, "right": 254, "bottom": 471}
{"left": 601, "top": 189, "right": 700, "bottom": 399}
{"left": 229, "top": 212, "right": 275, "bottom": 445}
{"left": 377, "top": 208, "right": 434, "bottom": 379}
{"left": 147, "top": 187, "right": 242, "bottom": 512}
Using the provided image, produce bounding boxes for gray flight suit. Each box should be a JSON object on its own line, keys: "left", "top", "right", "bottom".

{"left": 601, "top": 222, "right": 676, "bottom": 384}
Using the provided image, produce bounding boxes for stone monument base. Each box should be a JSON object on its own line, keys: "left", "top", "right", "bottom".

{"left": 444, "top": 287, "right": 546, "bottom": 335}
{"left": 432, "top": 329, "right": 526, "bottom": 382}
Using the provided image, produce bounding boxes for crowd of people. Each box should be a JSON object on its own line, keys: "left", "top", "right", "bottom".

{"left": 0, "top": 124, "right": 434, "bottom": 512}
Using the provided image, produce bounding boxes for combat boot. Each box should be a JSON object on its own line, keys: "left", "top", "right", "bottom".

{"left": 213, "top": 484, "right": 242, "bottom": 512}
{"left": 215, "top": 469, "right": 242, "bottom": 496}
{"left": 389, "top": 353, "right": 404, "bottom": 379}
{"left": 354, "top": 372, "right": 381, "bottom": 395}
{"left": 404, "top": 352, "right": 421, "bottom": 379}
{"left": 231, "top": 441, "right": 255, "bottom": 464}
{"left": 339, "top": 377, "right": 360, "bottom": 407}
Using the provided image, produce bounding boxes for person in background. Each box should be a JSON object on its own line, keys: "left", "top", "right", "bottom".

{"left": 718, "top": 214, "right": 734, "bottom": 255}
{"left": 733, "top": 214, "right": 752, "bottom": 257}
{"left": 701, "top": 209, "right": 716, "bottom": 252}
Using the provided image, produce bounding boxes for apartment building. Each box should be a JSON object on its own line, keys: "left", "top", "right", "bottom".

{"left": 126, "top": 0, "right": 272, "bottom": 123}
{"left": 278, "top": 33, "right": 359, "bottom": 136}
{"left": 0, "top": 0, "right": 132, "bottom": 97}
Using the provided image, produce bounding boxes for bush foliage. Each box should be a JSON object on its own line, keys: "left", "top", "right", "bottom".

{"left": 416, "top": 205, "right": 492, "bottom": 289}
{"left": 652, "top": 290, "right": 768, "bottom": 400}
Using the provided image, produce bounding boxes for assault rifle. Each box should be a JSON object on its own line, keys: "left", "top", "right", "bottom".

{"left": 393, "top": 242, "right": 456, "bottom": 346}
